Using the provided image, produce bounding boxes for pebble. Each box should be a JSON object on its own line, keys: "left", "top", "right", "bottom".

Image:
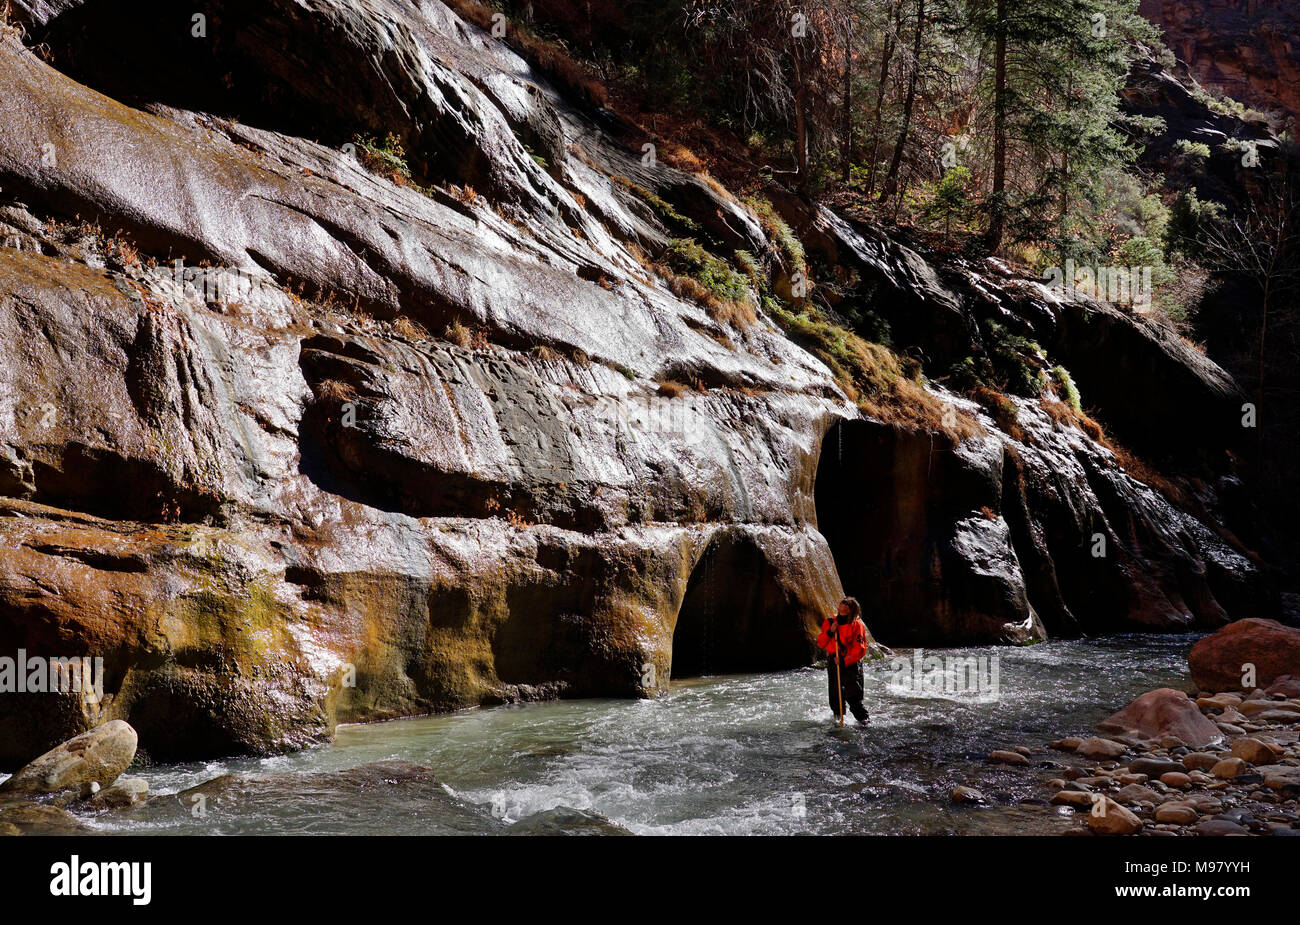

{"left": 1182, "top": 752, "right": 1220, "bottom": 771}
{"left": 1114, "top": 784, "right": 1161, "bottom": 804}
{"left": 989, "top": 750, "right": 1029, "bottom": 766}
{"left": 1050, "top": 790, "right": 1095, "bottom": 808}
{"left": 1128, "top": 758, "right": 1187, "bottom": 778}
{"left": 1154, "top": 803, "right": 1199, "bottom": 825}
{"left": 1211, "top": 757, "right": 1248, "bottom": 779}
{"left": 1076, "top": 738, "right": 1128, "bottom": 760}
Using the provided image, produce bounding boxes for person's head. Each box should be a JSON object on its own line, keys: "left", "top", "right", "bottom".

{"left": 837, "top": 597, "right": 861, "bottom": 622}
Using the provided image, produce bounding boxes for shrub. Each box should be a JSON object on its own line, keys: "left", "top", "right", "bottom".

{"left": 353, "top": 133, "right": 413, "bottom": 185}
{"left": 1051, "top": 365, "right": 1082, "bottom": 412}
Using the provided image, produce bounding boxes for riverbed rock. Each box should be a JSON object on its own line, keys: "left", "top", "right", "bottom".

{"left": 1194, "top": 819, "right": 1250, "bottom": 836}
{"left": 1155, "top": 802, "right": 1199, "bottom": 824}
{"left": 1237, "top": 699, "right": 1300, "bottom": 716}
{"left": 1098, "top": 688, "right": 1221, "bottom": 748}
{"left": 1212, "top": 757, "right": 1248, "bottom": 779}
{"left": 0, "top": 720, "right": 136, "bottom": 795}
{"left": 507, "top": 807, "right": 635, "bottom": 836}
{"left": 1262, "top": 766, "right": 1300, "bottom": 793}
{"left": 1088, "top": 797, "right": 1143, "bottom": 835}
{"left": 1267, "top": 675, "right": 1300, "bottom": 698}
{"left": 1051, "top": 790, "right": 1097, "bottom": 808}
{"left": 88, "top": 776, "right": 149, "bottom": 809}
{"left": 1183, "top": 752, "right": 1220, "bottom": 771}
{"left": 951, "top": 785, "right": 988, "bottom": 805}
{"left": 1128, "top": 757, "right": 1187, "bottom": 778}
{"left": 1190, "top": 619, "right": 1300, "bottom": 692}
{"left": 1076, "top": 737, "right": 1129, "bottom": 759}
{"left": 0, "top": 802, "right": 86, "bottom": 833}
{"left": 1050, "top": 737, "right": 1084, "bottom": 752}
{"left": 1115, "top": 784, "right": 1161, "bottom": 804}
{"left": 1159, "top": 771, "right": 1192, "bottom": 788}
{"left": 1231, "top": 738, "right": 1281, "bottom": 765}
{"left": 989, "top": 750, "right": 1030, "bottom": 766}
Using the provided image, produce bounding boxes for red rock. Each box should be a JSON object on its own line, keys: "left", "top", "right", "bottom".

{"left": 1189, "top": 619, "right": 1300, "bottom": 693}
{"left": 1097, "top": 688, "right": 1222, "bottom": 748}
{"left": 1266, "top": 675, "right": 1300, "bottom": 698}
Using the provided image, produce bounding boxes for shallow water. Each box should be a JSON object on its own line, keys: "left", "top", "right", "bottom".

{"left": 79, "top": 634, "right": 1195, "bottom": 835}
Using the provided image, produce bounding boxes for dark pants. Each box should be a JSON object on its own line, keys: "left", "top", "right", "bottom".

{"left": 827, "top": 658, "right": 869, "bottom": 723}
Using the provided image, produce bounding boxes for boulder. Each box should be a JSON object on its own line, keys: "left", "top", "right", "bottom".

{"left": 1097, "top": 688, "right": 1221, "bottom": 748}
{"left": 0, "top": 802, "right": 86, "bottom": 834}
{"left": 1189, "top": 619, "right": 1300, "bottom": 692}
{"left": 0, "top": 721, "right": 136, "bottom": 795}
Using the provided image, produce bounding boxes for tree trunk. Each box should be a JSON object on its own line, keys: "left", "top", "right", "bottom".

{"left": 842, "top": 6, "right": 854, "bottom": 181}
{"left": 865, "top": 22, "right": 896, "bottom": 196}
{"left": 985, "top": 0, "right": 1008, "bottom": 252}
{"left": 878, "top": 0, "right": 924, "bottom": 204}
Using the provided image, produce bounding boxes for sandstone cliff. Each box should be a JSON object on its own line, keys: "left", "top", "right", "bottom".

{"left": 0, "top": 0, "right": 1274, "bottom": 765}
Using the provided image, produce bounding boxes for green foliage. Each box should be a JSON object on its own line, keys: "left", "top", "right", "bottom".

{"left": 1051, "top": 365, "right": 1082, "bottom": 412}
{"left": 1166, "top": 188, "right": 1226, "bottom": 259}
{"left": 921, "top": 166, "right": 975, "bottom": 239}
{"left": 664, "top": 238, "right": 752, "bottom": 305}
{"left": 353, "top": 133, "right": 413, "bottom": 184}
{"left": 1174, "top": 139, "right": 1211, "bottom": 162}
{"left": 745, "top": 195, "right": 807, "bottom": 272}
{"left": 983, "top": 321, "right": 1048, "bottom": 397}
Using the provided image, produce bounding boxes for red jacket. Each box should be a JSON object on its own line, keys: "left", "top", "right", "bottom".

{"left": 817, "top": 616, "right": 868, "bottom": 666}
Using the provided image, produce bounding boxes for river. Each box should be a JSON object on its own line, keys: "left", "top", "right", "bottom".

{"left": 73, "top": 634, "right": 1195, "bottom": 836}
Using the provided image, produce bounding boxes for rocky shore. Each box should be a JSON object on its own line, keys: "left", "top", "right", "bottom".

{"left": 974, "top": 618, "right": 1300, "bottom": 836}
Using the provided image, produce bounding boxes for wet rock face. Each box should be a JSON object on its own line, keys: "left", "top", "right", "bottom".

{"left": 0, "top": 0, "right": 1276, "bottom": 764}
{"left": 1121, "top": 56, "right": 1280, "bottom": 210}
{"left": 1139, "top": 0, "right": 1300, "bottom": 129}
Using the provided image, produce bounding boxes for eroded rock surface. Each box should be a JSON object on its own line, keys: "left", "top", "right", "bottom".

{"left": 0, "top": 2, "right": 1279, "bottom": 764}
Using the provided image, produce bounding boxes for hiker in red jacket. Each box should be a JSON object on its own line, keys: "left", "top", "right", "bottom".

{"left": 817, "top": 597, "right": 870, "bottom": 724}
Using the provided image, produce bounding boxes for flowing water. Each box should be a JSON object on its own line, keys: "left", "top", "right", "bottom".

{"left": 70, "top": 634, "right": 1195, "bottom": 836}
